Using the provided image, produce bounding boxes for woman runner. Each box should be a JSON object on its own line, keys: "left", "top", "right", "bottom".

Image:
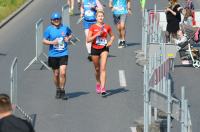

{"left": 87, "top": 9, "right": 115, "bottom": 95}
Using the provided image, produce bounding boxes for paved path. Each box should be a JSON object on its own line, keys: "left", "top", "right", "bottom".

{"left": 0, "top": 0, "right": 200, "bottom": 132}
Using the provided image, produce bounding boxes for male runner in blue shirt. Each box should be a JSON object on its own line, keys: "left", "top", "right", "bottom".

{"left": 43, "top": 12, "right": 72, "bottom": 100}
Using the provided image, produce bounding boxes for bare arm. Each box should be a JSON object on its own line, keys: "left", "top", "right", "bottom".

{"left": 96, "top": 0, "right": 103, "bottom": 9}
{"left": 127, "top": 0, "right": 131, "bottom": 10}
{"left": 108, "top": 0, "right": 113, "bottom": 9}
{"left": 64, "top": 34, "right": 73, "bottom": 42}
{"left": 43, "top": 34, "right": 72, "bottom": 45}
{"left": 80, "top": 0, "right": 84, "bottom": 17}
{"left": 43, "top": 38, "right": 58, "bottom": 45}
{"left": 127, "top": 0, "right": 132, "bottom": 14}
{"left": 87, "top": 30, "right": 101, "bottom": 43}
{"left": 106, "top": 29, "right": 115, "bottom": 47}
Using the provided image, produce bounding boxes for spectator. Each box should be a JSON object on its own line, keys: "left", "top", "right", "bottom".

{"left": 182, "top": 8, "right": 193, "bottom": 26}
{"left": 184, "top": 0, "right": 194, "bottom": 10}
{"left": 0, "top": 93, "right": 35, "bottom": 132}
{"left": 165, "top": 0, "right": 182, "bottom": 42}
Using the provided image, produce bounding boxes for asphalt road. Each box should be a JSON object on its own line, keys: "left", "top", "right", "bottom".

{"left": 0, "top": 0, "right": 200, "bottom": 132}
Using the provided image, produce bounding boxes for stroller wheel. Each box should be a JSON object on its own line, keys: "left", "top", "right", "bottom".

{"left": 192, "top": 60, "right": 200, "bottom": 68}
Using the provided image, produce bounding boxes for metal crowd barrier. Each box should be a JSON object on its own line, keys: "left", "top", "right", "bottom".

{"left": 143, "top": 44, "right": 192, "bottom": 132}
{"left": 136, "top": 4, "right": 193, "bottom": 132}
{"left": 10, "top": 57, "right": 18, "bottom": 109}
{"left": 24, "top": 18, "right": 50, "bottom": 71}
{"left": 62, "top": 4, "right": 80, "bottom": 45}
{"left": 10, "top": 57, "right": 36, "bottom": 127}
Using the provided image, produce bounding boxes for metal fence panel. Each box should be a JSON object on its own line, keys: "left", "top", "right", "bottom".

{"left": 62, "top": 4, "right": 70, "bottom": 26}
{"left": 36, "top": 18, "right": 43, "bottom": 58}
{"left": 24, "top": 18, "right": 50, "bottom": 71}
{"left": 10, "top": 57, "right": 18, "bottom": 112}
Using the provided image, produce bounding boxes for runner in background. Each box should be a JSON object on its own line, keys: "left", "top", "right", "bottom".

{"left": 67, "top": 0, "right": 82, "bottom": 16}
{"left": 80, "top": 0, "right": 103, "bottom": 61}
{"left": 109, "top": 0, "right": 132, "bottom": 48}
{"left": 87, "top": 9, "right": 115, "bottom": 95}
{"left": 43, "top": 12, "right": 73, "bottom": 100}
{"left": 67, "top": 0, "right": 74, "bottom": 15}
{"left": 77, "top": 0, "right": 82, "bottom": 11}
{"left": 0, "top": 94, "right": 35, "bottom": 132}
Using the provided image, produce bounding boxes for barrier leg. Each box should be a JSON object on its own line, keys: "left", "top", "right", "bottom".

{"left": 42, "top": 53, "right": 48, "bottom": 59}
{"left": 39, "top": 59, "right": 51, "bottom": 71}
{"left": 24, "top": 57, "right": 37, "bottom": 71}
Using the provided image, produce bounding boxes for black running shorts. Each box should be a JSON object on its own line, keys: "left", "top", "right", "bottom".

{"left": 48, "top": 55, "right": 68, "bottom": 69}
{"left": 113, "top": 14, "right": 127, "bottom": 25}
{"left": 91, "top": 46, "right": 109, "bottom": 56}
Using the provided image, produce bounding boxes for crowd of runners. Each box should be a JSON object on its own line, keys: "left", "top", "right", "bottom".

{"left": 42, "top": 0, "right": 132, "bottom": 99}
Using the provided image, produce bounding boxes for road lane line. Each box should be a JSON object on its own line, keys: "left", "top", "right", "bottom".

{"left": 119, "top": 70, "right": 127, "bottom": 87}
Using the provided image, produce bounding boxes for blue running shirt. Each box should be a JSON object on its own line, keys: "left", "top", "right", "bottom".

{"left": 83, "top": 0, "right": 97, "bottom": 21}
{"left": 112, "top": 0, "right": 128, "bottom": 15}
{"left": 44, "top": 24, "right": 72, "bottom": 57}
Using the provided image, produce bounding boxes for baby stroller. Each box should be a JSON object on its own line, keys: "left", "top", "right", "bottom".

{"left": 177, "top": 24, "right": 200, "bottom": 68}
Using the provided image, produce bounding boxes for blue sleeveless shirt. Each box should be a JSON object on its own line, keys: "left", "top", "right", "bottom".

{"left": 112, "top": 0, "right": 128, "bottom": 15}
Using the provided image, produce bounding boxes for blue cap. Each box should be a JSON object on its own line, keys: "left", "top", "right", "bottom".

{"left": 51, "top": 12, "right": 61, "bottom": 19}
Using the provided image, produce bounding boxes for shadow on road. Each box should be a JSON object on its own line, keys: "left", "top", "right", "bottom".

{"left": 126, "top": 42, "right": 140, "bottom": 47}
{"left": 67, "top": 91, "right": 89, "bottom": 99}
{"left": 108, "top": 54, "right": 117, "bottom": 58}
{"left": 103, "top": 87, "right": 129, "bottom": 97}
{"left": 174, "top": 64, "right": 193, "bottom": 68}
{"left": 0, "top": 53, "right": 6, "bottom": 56}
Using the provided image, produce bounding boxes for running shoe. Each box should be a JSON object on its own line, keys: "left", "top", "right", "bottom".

{"left": 122, "top": 41, "right": 127, "bottom": 47}
{"left": 118, "top": 41, "right": 123, "bottom": 48}
{"left": 101, "top": 87, "right": 107, "bottom": 96}
{"left": 60, "top": 89, "right": 68, "bottom": 100}
{"left": 118, "top": 41, "right": 126, "bottom": 48}
{"left": 87, "top": 54, "right": 92, "bottom": 62}
{"left": 96, "top": 84, "right": 101, "bottom": 94}
{"left": 55, "top": 88, "right": 61, "bottom": 99}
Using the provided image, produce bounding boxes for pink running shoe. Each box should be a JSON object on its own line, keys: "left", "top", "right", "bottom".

{"left": 101, "top": 87, "right": 106, "bottom": 94}
{"left": 96, "top": 84, "right": 101, "bottom": 94}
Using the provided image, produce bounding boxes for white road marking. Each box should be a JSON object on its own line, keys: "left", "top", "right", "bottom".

{"left": 130, "top": 127, "right": 137, "bottom": 132}
{"left": 119, "top": 70, "right": 127, "bottom": 87}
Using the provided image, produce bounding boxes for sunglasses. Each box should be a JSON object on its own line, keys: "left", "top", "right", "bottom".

{"left": 52, "top": 18, "right": 61, "bottom": 21}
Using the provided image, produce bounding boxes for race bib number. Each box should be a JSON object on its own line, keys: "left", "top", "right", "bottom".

{"left": 85, "top": 10, "right": 94, "bottom": 17}
{"left": 96, "top": 37, "right": 107, "bottom": 46}
{"left": 54, "top": 37, "right": 65, "bottom": 50}
{"left": 114, "top": 6, "right": 125, "bottom": 11}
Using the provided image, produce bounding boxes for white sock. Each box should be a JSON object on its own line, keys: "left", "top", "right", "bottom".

{"left": 86, "top": 43, "right": 91, "bottom": 54}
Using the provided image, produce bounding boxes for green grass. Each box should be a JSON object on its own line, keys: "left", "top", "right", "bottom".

{"left": 0, "top": 0, "right": 26, "bottom": 22}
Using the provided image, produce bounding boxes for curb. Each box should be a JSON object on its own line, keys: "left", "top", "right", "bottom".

{"left": 0, "top": 0, "right": 34, "bottom": 28}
